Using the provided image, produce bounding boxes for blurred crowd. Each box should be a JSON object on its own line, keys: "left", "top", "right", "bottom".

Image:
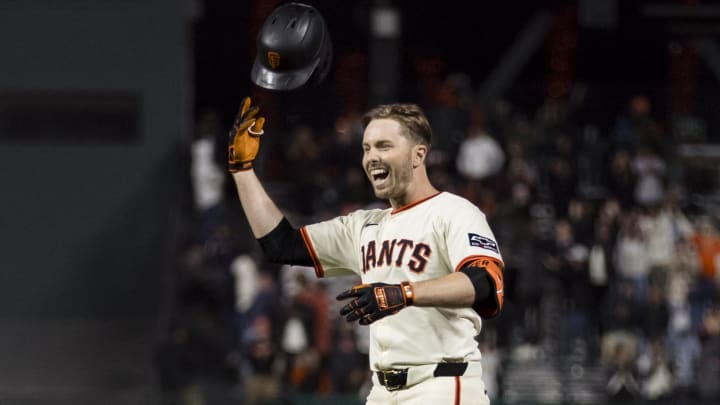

{"left": 154, "top": 75, "right": 720, "bottom": 404}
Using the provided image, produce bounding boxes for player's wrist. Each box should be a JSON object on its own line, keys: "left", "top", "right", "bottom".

{"left": 400, "top": 281, "right": 414, "bottom": 306}
{"left": 228, "top": 160, "right": 254, "bottom": 172}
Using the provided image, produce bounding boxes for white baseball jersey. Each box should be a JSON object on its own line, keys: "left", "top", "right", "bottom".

{"left": 300, "top": 191, "right": 503, "bottom": 371}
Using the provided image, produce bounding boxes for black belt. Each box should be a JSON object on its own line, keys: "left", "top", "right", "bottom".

{"left": 376, "top": 363, "right": 469, "bottom": 391}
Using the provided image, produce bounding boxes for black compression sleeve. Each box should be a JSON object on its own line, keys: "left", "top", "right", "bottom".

{"left": 458, "top": 266, "right": 495, "bottom": 313}
{"left": 257, "top": 217, "right": 313, "bottom": 266}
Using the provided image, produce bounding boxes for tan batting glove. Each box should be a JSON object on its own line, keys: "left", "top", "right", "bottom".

{"left": 228, "top": 97, "right": 266, "bottom": 172}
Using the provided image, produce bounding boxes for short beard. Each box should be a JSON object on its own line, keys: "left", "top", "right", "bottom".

{"left": 375, "top": 154, "right": 414, "bottom": 202}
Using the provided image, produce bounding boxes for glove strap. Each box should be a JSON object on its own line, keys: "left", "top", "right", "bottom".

{"left": 400, "top": 281, "right": 414, "bottom": 306}
{"left": 228, "top": 161, "right": 254, "bottom": 172}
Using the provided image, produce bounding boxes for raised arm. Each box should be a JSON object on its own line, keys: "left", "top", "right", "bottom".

{"left": 228, "top": 97, "right": 284, "bottom": 238}
{"left": 232, "top": 169, "right": 284, "bottom": 238}
{"left": 228, "top": 98, "right": 313, "bottom": 268}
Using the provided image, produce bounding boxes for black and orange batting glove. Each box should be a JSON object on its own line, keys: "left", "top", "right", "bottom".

{"left": 336, "top": 282, "right": 414, "bottom": 325}
{"left": 228, "top": 97, "right": 266, "bottom": 172}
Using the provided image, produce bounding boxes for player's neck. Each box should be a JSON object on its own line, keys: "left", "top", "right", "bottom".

{"left": 388, "top": 178, "right": 438, "bottom": 210}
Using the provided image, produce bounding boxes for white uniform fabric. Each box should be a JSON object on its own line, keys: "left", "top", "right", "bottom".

{"left": 300, "top": 191, "right": 503, "bottom": 371}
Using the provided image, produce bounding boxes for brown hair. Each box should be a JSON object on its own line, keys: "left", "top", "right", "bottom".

{"left": 362, "top": 103, "right": 432, "bottom": 146}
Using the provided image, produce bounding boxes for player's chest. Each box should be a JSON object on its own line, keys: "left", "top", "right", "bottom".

{"left": 358, "top": 216, "right": 439, "bottom": 275}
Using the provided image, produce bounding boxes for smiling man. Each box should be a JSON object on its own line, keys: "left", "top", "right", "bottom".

{"left": 229, "top": 98, "right": 505, "bottom": 404}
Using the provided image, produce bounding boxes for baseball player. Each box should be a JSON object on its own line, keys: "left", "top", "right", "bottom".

{"left": 229, "top": 97, "right": 504, "bottom": 404}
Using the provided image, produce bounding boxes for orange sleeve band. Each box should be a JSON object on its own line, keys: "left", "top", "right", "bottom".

{"left": 299, "top": 226, "right": 325, "bottom": 278}
{"left": 464, "top": 256, "right": 504, "bottom": 318}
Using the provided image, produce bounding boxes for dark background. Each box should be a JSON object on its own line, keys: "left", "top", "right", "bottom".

{"left": 195, "top": 0, "right": 675, "bottom": 129}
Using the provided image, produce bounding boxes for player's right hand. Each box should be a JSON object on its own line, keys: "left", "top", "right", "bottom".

{"left": 336, "top": 282, "right": 414, "bottom": 325}
{"left": 228, "top": 97, "right": 265, "bottom": 172}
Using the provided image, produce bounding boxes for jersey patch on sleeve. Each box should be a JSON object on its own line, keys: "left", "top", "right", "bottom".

{"left": 468, "top": 233, "right": 498, "bottom": 253}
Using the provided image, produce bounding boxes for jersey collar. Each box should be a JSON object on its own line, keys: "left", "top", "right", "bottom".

{"left": 390, "top": 192, "right": 443, "bottom": 215}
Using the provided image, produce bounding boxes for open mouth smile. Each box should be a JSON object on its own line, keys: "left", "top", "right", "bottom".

{"left": 370, "top": 167, "right": 389, "bottom": 182}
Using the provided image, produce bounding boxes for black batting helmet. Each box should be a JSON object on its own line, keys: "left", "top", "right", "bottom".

{"left": 251, "top": 2, "right": 332, "bottom": 90}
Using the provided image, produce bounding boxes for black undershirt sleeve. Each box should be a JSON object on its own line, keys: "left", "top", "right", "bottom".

{"left": 257, "top": 217, "right": 313, "bottom": 266}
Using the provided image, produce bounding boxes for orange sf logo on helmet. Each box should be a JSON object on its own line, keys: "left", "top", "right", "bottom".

{"left": 267, "top": 51, "right": 280, "bottom": 69}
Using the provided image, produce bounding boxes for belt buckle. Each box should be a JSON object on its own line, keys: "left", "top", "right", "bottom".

{"left": 378, "top": 369, "right": 407, "bottom": 391}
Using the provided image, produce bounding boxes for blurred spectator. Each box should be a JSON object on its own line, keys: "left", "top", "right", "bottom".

{"left": 589, "top": 219, "right": 615, "bottom": 289}
{"left": 541, "top": 219, "right": 592, "bottom": 348}
{"left": 632, "top": 145, "right": 667, "bottom": 208}
{"left": 326, "top": 108, "right": 367, "bottom": 208}
{"left": 287, "top": 125, "right": 321, "bottom": 164}
{"left": 541, "top": 220, "right": 575, "bottom": 283}
{"left": 234, "top": 268, "right": 285, "bottom": 402}
{"left": 503, "top": 109, "right": 537, "bottom": 153}
{"left": 243, "top": 315, "right": 281, "bottom": 404}
{"left": 485, "top": 98, "right": 514, "bottom": 138}
{"left": 230, "top": 255, "right": 259, "bottom": 328}
{"left": 605, "top": 149, "right": 637, "bottom": 210}
{"left": 604, "top": 330, "right": 641, "bottom": 402}
{"left": 424, "top": 74, "right": 469, "bottom": 172}
{"left": 641, "top": 284, "right": 669, "bottom": 342}
{"left": 468, "top": 187, "right": 499, "bottom": 219}
{"left": 666, "top": 303, "right": 701, "bottom": 402}
{"left": 596, "top": 197, "right": 622, "bottom": 233}
{"left": 601, "top": 279, "right": 643, "bottom": 351}
{"left": 536, "top": 98, "right": 573, "bottom": 134}
{"left": 588, "top": 220, "right": 616, "bottom": 337}
{"left": 502, "top": 138, "right": 539, "bottom": 213}
{"left": 638, "top": 194, "right": 694, "bottom": 289}
{"left": 614, "top": 211, "right": 651, "bottom": 301}
{"left": 691, "top": 216, "right": 720, "bottom": 281}
{"left": 545, "top": 132, "right": 578, "bottom": 215}
{"left": 688, "top": 218, "right": 720, "bottom": 338}
{"left": 281, "top": 272, "right": 331, "bottom": 394}
{"left": 478, "top": 328, "right": 503, "bottom": 401}
{"left": 567, "top": 196, "right": 595, "bottom": 245}
{"left": 456, "top": 104, "right": 505, "bottom": 182}
{"left": 697, "top": 305, "right": 720, "bottom": 401}
{"left": 613, "top": 95, "right": 664, "bottom": 153}
{"left": 602, "top": 278, "right": 644, "bottom": 402}
{"left": 328, "top": 323, "right": 368, "bottom": 394}
{"left": 636, "top": 337, "right": 673, "bottom": 401}
{"left": 191, "top": 110, "right": 225, "bottom": 214}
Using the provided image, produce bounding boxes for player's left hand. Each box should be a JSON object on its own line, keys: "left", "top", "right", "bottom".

{"left": 336, "top": 282, "right": 414, "bottom": 325}
{"left": 228, "top": 96, "right": 266, "bottom": 172}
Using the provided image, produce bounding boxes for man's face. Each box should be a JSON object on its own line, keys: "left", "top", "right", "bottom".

{"left": 361, "top": 119, "right": 416, "bottom": 202}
